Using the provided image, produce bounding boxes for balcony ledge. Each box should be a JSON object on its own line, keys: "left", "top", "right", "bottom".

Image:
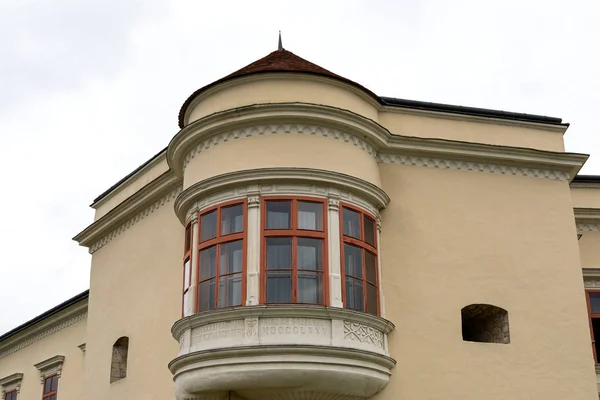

{"left": 169, "top": 305, "right": 396, "bottom": 400}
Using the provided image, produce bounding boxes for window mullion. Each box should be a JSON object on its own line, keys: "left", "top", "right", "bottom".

{"left": 215, "top": 243, "right": 221, "bottom": 309}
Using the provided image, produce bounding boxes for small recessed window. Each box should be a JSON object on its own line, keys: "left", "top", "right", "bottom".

{"left": 461, "top": 304, "right": 510, "bottom": 344}
{"left": 110, "top": 337, "right": 129, "bottom": 383}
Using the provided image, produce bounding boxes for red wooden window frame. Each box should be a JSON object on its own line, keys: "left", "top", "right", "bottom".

{"left": 4, "top": 390, "right": 17, "bottom": 400}
{"left": 340, "top": 203, "right": 380, "bottom": 315}
{"left": 196, "top": 200, "right": 248, "bottom": 312}
{"left": 182, "top": 222, "right": 193, "bottom": 317}
{"left": 586, "top": 290, "right": 600, "bottom": 364}
{"left": 260, "top": 196, "right": 329, "bottom": 305}
{"left": 42, "top": 374, "right": 58, "bottom": 400}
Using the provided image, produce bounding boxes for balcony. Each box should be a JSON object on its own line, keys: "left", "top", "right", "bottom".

{"left": 169, "top": 305, "right": 395, "bottom": 400}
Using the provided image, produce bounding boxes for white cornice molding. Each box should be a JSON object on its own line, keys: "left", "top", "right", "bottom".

{"left": 174, "top": 168, "right": 390, "bottom": 225}
{"left": 0, "top": 373, "right": 23, "bottom": 395}
{"left": 575, "top": 208, "right": 600, "bottom": 232}
{"left": 35, "top": 355, "right": 65, "bottom": 382}
{"left": 73, "top": 172, "right": 182, "bottom": 253}
{"left": 168, "top": 103, "right": 587, "bottom": 182}
{"left": 0, "top": 301, "right": 87, "bottom": 360}
{"left": 570, "top": 181, "right": 600, "bottom": 189}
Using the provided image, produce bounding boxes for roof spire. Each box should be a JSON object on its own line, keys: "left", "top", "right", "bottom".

{"left": 278, "top": 31, "right": 283, "bottom": 50}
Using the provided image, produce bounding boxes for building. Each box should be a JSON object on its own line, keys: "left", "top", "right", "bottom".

{"left": 1, "top": 43, "right": 600, "bottom": 400}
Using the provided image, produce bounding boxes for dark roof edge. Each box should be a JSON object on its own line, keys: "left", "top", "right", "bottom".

{"left": 0, "top": 290, "right": 89, "bottom": 343}
{"left": 380, "top": 97, "right": 566, "bottom": 126}
{"left": 572, "top": 175, "right": 600, "bottom": 183}
{"left": 92, "top": 147, "right": 167, "bottom": 206}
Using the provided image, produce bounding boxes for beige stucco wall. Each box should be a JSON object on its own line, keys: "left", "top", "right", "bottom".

{"left": 580, "top": 232, "right": 600, "bottom": 269}
{"left": 571, "top": 187, "right": 600, "bottom": 209}
{"left": 378, "top": 111, "right": 566, "bottom": 152}
{"left": 93, "top": 154, "right": 169, "bottom": 221}
{"left": 183, "top": 134, "right": 381, "bottom": 189}
{"left": 376, "top": 164, "right": 597, "bottom": 399}
{"left": 83, "top": 203, "right": 181, "bottom": 400}
{"left": 186, "top": 76, "right": 379, "bottom": 125}
{"left": 0, "top": 316, "right": 86, "bottom": 400}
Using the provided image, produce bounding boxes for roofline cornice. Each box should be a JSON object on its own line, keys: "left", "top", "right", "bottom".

{"left": 174, "top": 167, "right": 391, "bottom": 225}
{"left": 169, "top": 102, "right": 588, "bottom": 181}
{"left": 73, "top": 170, "right": 182, "bottom": 249}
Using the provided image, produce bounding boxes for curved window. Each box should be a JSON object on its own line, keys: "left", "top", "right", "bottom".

{"left": 197, "top": 201, "right": 246, "bottom": 312}
{"left": 261, "top": 198, "right": 328, "bottom": 304}
{"left": 110, "top": 337, "right": 129, "bottom": 383}
{"left": 340, "top": 205, "right": 379, "bottom": 315}
{"left": 182, "top": 223, "right": 192, "bottom": 317}
{"left": 461, "top": 304, "right": 510, "bottom": 344}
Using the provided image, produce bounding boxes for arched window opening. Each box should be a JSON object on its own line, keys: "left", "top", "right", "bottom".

{"left": 110, "top": 337, "right": 129, "bottom": 383}
{"left": 461, "top": 304, "right": 510, "bottom": 344}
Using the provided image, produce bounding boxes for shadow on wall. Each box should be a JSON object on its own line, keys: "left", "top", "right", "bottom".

{"left": 461, "top": 304, "right": 510, "bottom": 344}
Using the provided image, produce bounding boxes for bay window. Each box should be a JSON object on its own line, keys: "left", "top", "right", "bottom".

{"left": 197, "top": 201, "right": 246, "bottom": 312}
{"left": 341, "top": 205, "right": 379, "bottom": 315}
{"left": 261, "top": 198, "right": 327, "bottom": 304}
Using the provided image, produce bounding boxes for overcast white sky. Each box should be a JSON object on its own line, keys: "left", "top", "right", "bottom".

{"left": 0, "top": 0, "right": 598, "bottom": 334}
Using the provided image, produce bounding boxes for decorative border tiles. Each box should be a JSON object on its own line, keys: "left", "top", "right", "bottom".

{"left": 377, "top": 154, "right": 570, "bottom": 181}
{"left": 183, "top": 124, "right": 377, "bottom": 169}
{"left": 90, "top": 187, "right": 182, "bottom": 253}
{"left": 0, "top": 312, "right": 87, "bottom": 360}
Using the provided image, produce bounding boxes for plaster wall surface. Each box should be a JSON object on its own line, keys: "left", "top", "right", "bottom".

{"left": 375, "top": 163, "right": 597, "bottom": 400}
{"left": 571, "top": 187, "right": 600, "bottom": 209}
{"left": 0, "top": 317, "right": 86, "bottom": 400}
{"left": 183, "top": 133, "right": 381, "bottom": 190}
{"left": 580, "top": 232, "right": 600, "bottom": 269}
{"left": 83, "top": 203, "right": 181, "bottom": 400}
{"left": 378, "top": 111, "right": 566, "bottom": 152}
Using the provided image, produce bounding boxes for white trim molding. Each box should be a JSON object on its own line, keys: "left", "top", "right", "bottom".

{"left": 583, "top": 268, "right": 600, "bottom": 288}
{"left": 168, "top": 103, "right": 587, "bottom": 182}
{"left": 574, "top": 208, "right": 600, "bottom": 233}
{"left": 175, "top": 168, "right": 390, "bottom": 225}
{"left": 35, "top": 355, "right": 65, "bottom": 383}
{"left": 73, "top": 172, "right": 182, "bottom": 254}
{"left": 0, "top": 301, "right": 87, "bottom": 360}
{"left": 0, "top": 373, "right": 23, "bottom": 396}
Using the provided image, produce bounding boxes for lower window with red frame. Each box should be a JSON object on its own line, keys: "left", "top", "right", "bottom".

{"left": 4, "top": 390, "right": 17, "bottom": 400}
{"left": 42, "top": 375, "right": 58, "bottom": 400}
{"left": 340, "top": 205, "right": 379, "bottom": 315}
{"left": 261, "top": 198, "right": 328, "bottom": 304}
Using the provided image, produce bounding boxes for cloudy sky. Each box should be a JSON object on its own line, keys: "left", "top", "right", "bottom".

{"left": 0, "top": 0, "right": 598, "bottom": 334}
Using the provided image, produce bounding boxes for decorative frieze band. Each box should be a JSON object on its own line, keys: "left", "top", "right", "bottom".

{"left": 183, "top": 124, "right": 378, "bottom": 169}
{"left": 89, "top": 187, "right": 182, "bottom": 253}
{"left": 0, "top": 312, "right": 87, "bottom": 360}
{"left": 377, "top": 154, "right": 570, "bottom": 181}
{"left": 577, "top": 222, "right": 600, "bottom": 232}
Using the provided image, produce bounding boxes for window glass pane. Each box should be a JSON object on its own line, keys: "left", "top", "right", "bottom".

{"left": 343, "top": 208, "right": 361, "bottom": 239}
{"left": 185, "top": 224, "right": 191, "bottom": 252}
{"left": 266, "top": 271, "right": 292, "bottom": 303}
{"left": 590, "top": 293, "right": 600, "bottom": 313}
{"left": 220, "top": 240, "right": 243, "bottom": 274}
{"left": 298, "top": 272, "right": 323, "bottom": 304}
{"left": 198, "top": 279, "right": 216, "bottom": 311}
{"left": 365, "top": 251, "right": 377, "bottom": 284}
{"left": 221, "top": 204, "right": 243, "bottom": 235}
{"left": 52, "top": 375, "right": 58, "bottom": 390}
{"left": 298, "top": 201, "right": 323, "bottom": 231}
{"left": 50, "top": 395, "right": 56, "bottom": 400}
{"left": 297, "top": 238, "right": 323, "bottom": 271}
{"left": 44, "top": 377, "right": 51, "bottom": 393}
{"left": 266, "top": 237, "right": 292, "bottom": 269}
{"left": 183, "top": 289, "right": 190, "bottom": 317}
{"left": 345, "top": 277, "right": 364, "bottom": 311}
{"left": 200, "top": 246, "right": 217, "bottom": 279}
{"left": 184, "top": 259, "right": 191, "bottom": 289}
{"left": 219, "top": 274, "right": 242, "bottom": 307}
{"left": 344, "top": 244, "right": 363, "bottom": 277}
{"left": 364, "top": 216, "right": 375, "bottom": 246}
{"left": 367, "top": 283, "right": 378, "bottom": 315}
{"left": 201, "top": 210, "right": 217, "bottom": 241}
{"left": 266, "top": 201, "right": 291, "bottom": 229}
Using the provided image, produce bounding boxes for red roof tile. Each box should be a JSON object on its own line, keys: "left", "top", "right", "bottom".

{"left": 177, "top": 49, "right": 378, "bottom": 128}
